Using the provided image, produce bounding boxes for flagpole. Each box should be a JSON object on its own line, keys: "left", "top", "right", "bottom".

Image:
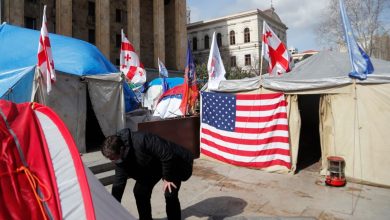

{"left": 260, "top": 53, "right": 263, "bottom": 79}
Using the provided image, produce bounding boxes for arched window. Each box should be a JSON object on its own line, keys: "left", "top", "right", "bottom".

{"left": 229, "top": 30, "right": 235, "bottom": 45}
{"left": 244, "top": 28, "right": 250, "bottom": 43}
{"left": 192, "top": 37, "right": 198, "bottom": 51}
{"left": 217, "top": 33, "right": 222, "bottom": 47}
{"left": 204, "top": 35, "right": 210, "bottom": 49}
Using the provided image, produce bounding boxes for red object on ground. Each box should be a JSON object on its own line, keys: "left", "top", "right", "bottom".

{"left": 325, "top": 156, "right": 346, "bottom": 187}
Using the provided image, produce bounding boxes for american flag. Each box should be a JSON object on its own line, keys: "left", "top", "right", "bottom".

{"left": 200, "top": 92, "right": 291, "bottom": 169}
{"left": 37, "top": 5, "right": 55, "bottom": 93}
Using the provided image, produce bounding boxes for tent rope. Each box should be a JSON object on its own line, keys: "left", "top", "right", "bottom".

{"left": 0, "top": 166, "right": 52, "bottom": 220}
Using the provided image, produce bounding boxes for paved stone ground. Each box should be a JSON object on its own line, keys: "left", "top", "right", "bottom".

{"left": 103, "top": 158, "right": 390, "bottom": 220}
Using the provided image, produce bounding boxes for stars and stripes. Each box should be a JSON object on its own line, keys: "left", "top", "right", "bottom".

{"left": 200, "top": 91, "right": 291, "bottom": 169}
{"left": 37, "top": 5, "right": 56, "bottom": 93}
{"left": 120, "top": 29, "right": 146, "bottom": 85}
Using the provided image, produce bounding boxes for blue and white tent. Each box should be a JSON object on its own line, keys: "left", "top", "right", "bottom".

{"left": 142, "top": 77, "right": 184, "bottom": 110}
{"left": 0, "top": 23, "right": 125, "bottom": 152}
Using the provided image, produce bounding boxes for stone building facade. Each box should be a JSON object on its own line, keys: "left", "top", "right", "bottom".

{"left": 187, "top": 8, "right": 288, "bottom": 74}
{"left": 0, "top": 0, "right": 187, "bottom": 71}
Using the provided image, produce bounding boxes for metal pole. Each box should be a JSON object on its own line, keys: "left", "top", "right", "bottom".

{"left": 0, "top": 0, "right": 3, "bottom": 24}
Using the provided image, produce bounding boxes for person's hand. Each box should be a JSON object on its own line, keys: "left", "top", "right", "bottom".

{"left": 162, "top": 179, "right": 177, "bottom": 193}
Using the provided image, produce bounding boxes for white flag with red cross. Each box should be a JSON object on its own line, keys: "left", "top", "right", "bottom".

{"left": 120, "top": 29, "right": 146, "bottom": 85}
{"left": 207, "top": 32, "right": 226, "bottom": 90}
{"left": 261, "top": 21, "right": 291, "bottom": 76}
{"left": 37, "top": 5, "right": 56, "bottom": 93}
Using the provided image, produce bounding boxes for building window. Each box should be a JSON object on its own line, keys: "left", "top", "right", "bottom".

{"left": 204, "top": 35, "right": 209, "bottom": 49}
{"left": 230, "top": 31, "right": 235, "bottom": 45}
{"left": 192, "top": 37, "right": 198, "bottom": 51}
{"left": 217, "top": 33, "right": 222, "bottom": 47}
{"left": 116, "top": 9, "right": 122, "bottom": 23}
{"left": 116, "top": 34, "right": 121, "bottom": 48}
{"left": 245, "top": 54, "right": 251, "bottom": 66}
{"left": 25, "top": 17, "right": 37, "bottom": 30}
{"left": 244, "top": 28, "right": 250, "bottom": 43}
{"left": 230, "top": 56, "right": 236, "bottom": 67}
{"left": 88, "top": 1, "right": 95, "bottom": 17}
{"left": 88, "top": 29, "right": 95, "bottom": 44}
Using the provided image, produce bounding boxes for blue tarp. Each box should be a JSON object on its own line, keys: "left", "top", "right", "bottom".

{"left": 145, "top": 77, "right": 184, "bottom": 89}
{"left": 0, "top": 23, "right": 118, "bottom": 75}
{"left": 0, "top": 66, "right": 35, "bottom": 103}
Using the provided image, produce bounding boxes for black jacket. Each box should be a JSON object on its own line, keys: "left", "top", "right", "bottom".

{"left": 116, "top": 128, "right": 194, "bottom": 182}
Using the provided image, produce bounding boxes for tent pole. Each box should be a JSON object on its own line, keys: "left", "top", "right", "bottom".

{"left": 259, "top": 55, "right": 263, "bottom": 80}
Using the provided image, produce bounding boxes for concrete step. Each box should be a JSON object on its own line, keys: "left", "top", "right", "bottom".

{"left": 81, "top": 150, "right": 116, "bottom": 185}
{"left": 95, "top": 170, "right": 116, "bottom": 186}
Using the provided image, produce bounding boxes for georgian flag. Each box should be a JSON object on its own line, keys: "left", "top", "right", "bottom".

{"left": 120, "top": 29, "right": 146, "bottom": 85}
{"left": 261, "top": 21, "right": 291, "bottom": 76}
{"left": 37, "top": 5, "right": 56, "bottom": 93}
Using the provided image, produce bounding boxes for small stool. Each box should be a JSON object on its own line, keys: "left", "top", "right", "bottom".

{"left": 325, "top": 156, "right": 346, "bottom": 187}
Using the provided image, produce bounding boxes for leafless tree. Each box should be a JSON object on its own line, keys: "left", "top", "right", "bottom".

{"left": 316, "top": 0, "right": 390, "bottom": 57}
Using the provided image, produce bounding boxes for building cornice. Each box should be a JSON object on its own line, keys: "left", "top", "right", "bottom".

{"left": 187, "top": 8, "right": 287, "bottom": 30}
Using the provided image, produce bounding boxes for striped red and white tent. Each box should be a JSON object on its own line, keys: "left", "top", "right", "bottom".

{"left": 0, "top": 100, "right": 135, "bottom": 220}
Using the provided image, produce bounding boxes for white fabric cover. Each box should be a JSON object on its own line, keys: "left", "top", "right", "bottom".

{"left": 36, "top": 72, "right": 125, "bottom": 152}
{"left": 86, "top": 74, "right": 125, "bottom": 136}
{"left": 86, "top": 168, "right": 135, "bottom": 220}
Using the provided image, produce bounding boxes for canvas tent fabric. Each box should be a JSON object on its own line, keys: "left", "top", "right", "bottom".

{"left": 205, "top": 51, "right": 390, "bottom": 186}
{"left": 0, "top": 100, "right": 135, "bottom": 220}
{"left": 0, "top": 23, "right": 125, "bottom": 153}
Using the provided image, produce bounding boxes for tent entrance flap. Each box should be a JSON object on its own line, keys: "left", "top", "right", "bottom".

{"left": 296, "top": 95, "right": 321, "bottom": 172}
{"left": 86, "top": 90, "right": 105, "bottom": 152}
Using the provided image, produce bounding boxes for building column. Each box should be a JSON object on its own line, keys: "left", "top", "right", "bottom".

{"left": 56, "top": 0, "right": 72, "bottom": 36}
{"left": 96, "top": 0, "right": 110, "bottom": 58}
{"left": 4, "top": 0, "right": 24, "bottom": 26}
{"left": 153, "top": 0, "right": 165, "bottom": 68}
{"left": 127, "top": 0, "right": 140, "bottom": 55}
{"left": 174, "top": 0, "right": 186, "bottom": 71}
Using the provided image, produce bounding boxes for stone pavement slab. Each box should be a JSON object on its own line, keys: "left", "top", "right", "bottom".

{"left": 104, "top": 158, "right": 390, "bottom": 220}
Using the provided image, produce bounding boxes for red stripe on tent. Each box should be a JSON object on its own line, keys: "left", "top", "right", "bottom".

{"left": 236, "top": 101, "right": 287, "bottom": 111}
{"left": 201, "top": 148, "right": 291, "bottom": 169}
{"left": 201, "top": 138, "right": 291, "bottom": 157}
{"left": 236, "top": 93, "right": 283, "bottom": 100}
{"left": 234, "top": 124, "right": 289, "bottom": 134}
{"left": 201, "top": 128, "right": 290, "bottom": 145}
{"left": 236, "top": 112, "right": 288, "bottom": 123}
{"left": 34, "top": 104, "right": 96, "bottom": 220}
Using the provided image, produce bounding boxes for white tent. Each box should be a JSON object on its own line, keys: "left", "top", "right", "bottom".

{"left": 211, "top": 51, "right": 390, "bottom": 186}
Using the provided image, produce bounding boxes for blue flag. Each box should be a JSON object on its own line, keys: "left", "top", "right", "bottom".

{"left": 339, "top": 0, "right": 374, "bottom": 80}
{"left": 158, "top": 58, "right": 169, "bottom": 93}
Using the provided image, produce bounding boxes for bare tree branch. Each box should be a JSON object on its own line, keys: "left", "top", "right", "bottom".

{"left": 315, "top": 0, "right": 390, "bottom": 59}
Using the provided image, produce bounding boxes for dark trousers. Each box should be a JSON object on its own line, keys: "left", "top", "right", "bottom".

{"left": 133, "top": 175, "right": 182, "bottom": 220}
